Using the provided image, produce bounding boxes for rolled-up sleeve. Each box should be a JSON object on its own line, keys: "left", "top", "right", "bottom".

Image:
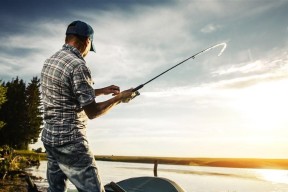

{"left": 72, "top": 64, "right": 95, "bottom": 108}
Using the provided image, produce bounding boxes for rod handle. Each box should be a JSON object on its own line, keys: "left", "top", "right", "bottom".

{"left": 132, "top": 84, "right": 144, "bottom": 92}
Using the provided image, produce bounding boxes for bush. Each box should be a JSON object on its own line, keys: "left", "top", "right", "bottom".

{"left": 0, "top": 145, "right": 32, "bottom": 179}
{"left": 33, "top": 147, "right": 42, "bottom": 153}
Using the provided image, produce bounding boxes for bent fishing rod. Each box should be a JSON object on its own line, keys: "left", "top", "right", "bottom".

{"left": 131, "top": 42, "right": 227, "bottom": 96}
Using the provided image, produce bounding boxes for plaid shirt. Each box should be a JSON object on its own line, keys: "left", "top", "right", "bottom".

{"left": 41, "top": 44, "right": 95, "bottom": 146}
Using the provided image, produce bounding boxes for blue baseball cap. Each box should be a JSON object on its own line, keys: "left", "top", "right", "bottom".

{"left": 66, "top": 20, "right": 95, "bottom": 52}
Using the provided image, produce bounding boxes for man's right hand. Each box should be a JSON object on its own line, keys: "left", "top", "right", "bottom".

{"left": 119, "top": 88, "right": 138, "bottom": 103}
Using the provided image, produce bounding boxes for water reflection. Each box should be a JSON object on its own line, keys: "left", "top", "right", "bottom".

{"left": 255, "top": 169, "right": 288, "bottom": 184}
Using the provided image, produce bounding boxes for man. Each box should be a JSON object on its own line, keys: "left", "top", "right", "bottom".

{"left": 41, "top": 20, "right": 134, "bottom": 192}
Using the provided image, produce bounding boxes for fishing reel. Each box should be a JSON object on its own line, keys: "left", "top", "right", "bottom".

{"left": 121, "top": 84, "right": 143, "bottom": 103}
{"left": 122, "top": 90, "right": 140, "bottom": 103}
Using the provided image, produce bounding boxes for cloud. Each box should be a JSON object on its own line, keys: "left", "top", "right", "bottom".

{"left": 80, "top": 5, "right": 199, "bottom": 87}
{"left": 1, "top": 0, "right": 287, "bottom": 84}
{"left": 213, "top": 59, "right": 284, "bottom": 75}
{"left": 209, "top": 73, "right": 288, "bottom": 89}
{"left": 0, "top": 0, "right": 176, "bottom": 80}
{"left": 200, "top": 24, "right": 222, "bottom": 33}
{"left": 209, "top": 47, "right": 288, "bottom": 89}
{"left": 0, "top": 20, "right": 66, "bottom": 80}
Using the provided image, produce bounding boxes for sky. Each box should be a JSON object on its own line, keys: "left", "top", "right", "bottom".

{"left": 1, "top": 0, "right": 288, "bottom": 158}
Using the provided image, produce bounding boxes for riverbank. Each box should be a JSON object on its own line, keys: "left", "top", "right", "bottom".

{"left": 0, "top": 177, "right": 26, "bottom": 192}
{"left": 0, "top": 177, "right": 47, "bottom": 192}
{"left": 0, "top": 149, "right": 45, "bottom": 192}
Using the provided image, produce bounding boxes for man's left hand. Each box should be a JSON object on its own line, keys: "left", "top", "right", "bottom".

{"left": 102, "top": 85, "right": 120, "bottom": 96}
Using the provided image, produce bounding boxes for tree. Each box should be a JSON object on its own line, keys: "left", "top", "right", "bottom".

{"left": 0, "top": 83, "right": 7, "bottom": 129}
{"left": 0, "top": 77, "right": 43, "bottom": 149}
{"left": 0, "top": 77, "right": 27, "bottom": 148}
{"left": 25, "top": 77, "right": 43, "bottom": 146}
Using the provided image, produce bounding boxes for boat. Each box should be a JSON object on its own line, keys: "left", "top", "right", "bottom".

{"left": 105, "top": 176, "right": 186, "bottom": 192}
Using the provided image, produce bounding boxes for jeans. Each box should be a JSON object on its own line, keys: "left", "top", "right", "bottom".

{"left": 44, "top": 141, "right": 105, "bottom": 192}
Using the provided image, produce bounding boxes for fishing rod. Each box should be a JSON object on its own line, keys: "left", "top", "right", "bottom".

{"left": 130, "top": 42, "right": 227, "bottom": 99}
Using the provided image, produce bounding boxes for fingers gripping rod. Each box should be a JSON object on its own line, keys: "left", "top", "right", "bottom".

{"left": 132, "top": 43, "right": 227, "bottom": 97}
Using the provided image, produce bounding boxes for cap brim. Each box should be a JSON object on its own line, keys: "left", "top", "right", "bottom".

{"left": 90, "top": 42, "right": 96, "bottom": 52}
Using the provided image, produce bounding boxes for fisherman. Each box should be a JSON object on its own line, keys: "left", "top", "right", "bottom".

{"left": 41, "top": 20, "right": 134, "bottom": 192}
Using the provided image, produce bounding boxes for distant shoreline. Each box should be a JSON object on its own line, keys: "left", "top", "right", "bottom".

{"left": 94, "top": 155, "right": 288, "bottom": 170}
{"left": 15, "top": 151, "right": 288, "bottom": 169}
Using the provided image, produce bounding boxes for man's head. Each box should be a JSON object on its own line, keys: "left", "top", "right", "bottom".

{"left": 65, "top": 20, "right": 95, "bottom": 57}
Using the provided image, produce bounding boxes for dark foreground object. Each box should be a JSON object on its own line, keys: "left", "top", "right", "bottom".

{"left": 25, "top": 175, "right": 39, "bottom": 192}
{"left": 105, "top": 176, "right": 186, "bottom": 192}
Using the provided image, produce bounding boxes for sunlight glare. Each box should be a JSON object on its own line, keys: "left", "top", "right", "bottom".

{"left": 256, "top": 169, "right": 288, "bottom": 184}
{"left": 230, "top": 79, "right": 288, "bottom": 130}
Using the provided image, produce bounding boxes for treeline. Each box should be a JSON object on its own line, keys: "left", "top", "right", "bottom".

{"left": 0, "top": 77, "right": 43, "bottom": 150}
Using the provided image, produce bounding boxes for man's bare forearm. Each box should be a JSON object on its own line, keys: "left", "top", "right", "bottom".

{"left": 93, "top": 96, "right": 121, "bottom": 117}
{"left": 84, "top": 94, "right": 122, "bottom": 119}
{"left": 94, "top": 88, "right": 104, "bottom": 96}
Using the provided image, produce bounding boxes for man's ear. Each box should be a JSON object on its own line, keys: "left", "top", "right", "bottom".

{"left": 85, "top": 37, "right": 90, "bottom": 47}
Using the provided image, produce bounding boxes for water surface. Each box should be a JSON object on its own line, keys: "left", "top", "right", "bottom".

{"left": 26, "top": 160, "right": 288, "bottom": 192}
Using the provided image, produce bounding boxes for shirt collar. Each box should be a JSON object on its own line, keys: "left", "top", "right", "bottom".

{"left": 62, "top": 44, "right": 83, "bottom": 59}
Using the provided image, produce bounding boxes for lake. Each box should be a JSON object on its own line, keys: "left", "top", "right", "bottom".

{"left": 26, "top": 160, "right": 288, "bottom": 192}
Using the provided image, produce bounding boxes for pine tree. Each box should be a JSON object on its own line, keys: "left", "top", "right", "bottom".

{"left": 25, "top": 77, "right": 43, "bottom": 146}
{"left": 0, "top": 77, "right": 27, "bottom": 148}
{"left": 0, "top": 77, "right": 43, "bottom": 149}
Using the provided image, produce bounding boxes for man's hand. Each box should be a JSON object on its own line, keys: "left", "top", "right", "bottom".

{"left": 119, "top": 88, "right": 138, "bottom": 103}
{"left": 103, "top": 85, "right": 120, "bottom": 96}
{"left": 95, "top": 85, "right": 120, "bottom": 96}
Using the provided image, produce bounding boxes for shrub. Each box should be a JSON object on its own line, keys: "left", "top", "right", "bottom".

{"left": 0, "top": 145, "right": 31, "bottom": 179}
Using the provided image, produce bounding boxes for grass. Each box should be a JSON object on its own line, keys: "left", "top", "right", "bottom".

{"left": 14, "top": 150, "right": 46, "bottom": 161}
